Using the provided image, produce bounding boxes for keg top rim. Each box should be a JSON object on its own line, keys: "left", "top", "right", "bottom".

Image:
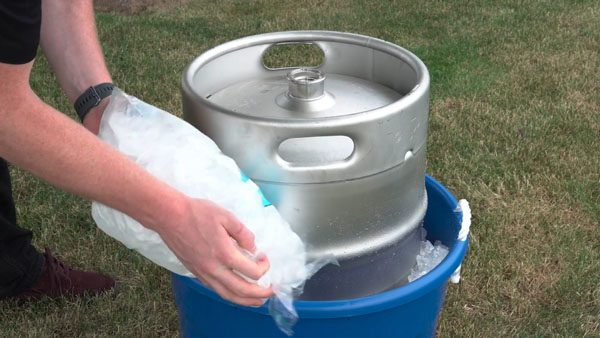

{"left": 182, "top": 30, "right": 430, "bottom": 122}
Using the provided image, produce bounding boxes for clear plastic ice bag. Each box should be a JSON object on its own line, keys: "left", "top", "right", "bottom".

{"left": 91, "top": 88, "right": 327, "bottom": 334}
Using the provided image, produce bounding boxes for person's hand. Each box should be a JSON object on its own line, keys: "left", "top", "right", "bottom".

{"left": 157, "top": 198, "right": 273, "bottom": 306}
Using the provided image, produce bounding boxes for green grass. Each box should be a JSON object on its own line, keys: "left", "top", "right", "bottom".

{"left": 2, "top": 0, "right": 599, "bottom": 336}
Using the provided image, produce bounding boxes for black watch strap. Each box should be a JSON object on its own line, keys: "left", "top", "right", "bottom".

{"left": 74, "top": 83, "right": 114, "bottom": 122}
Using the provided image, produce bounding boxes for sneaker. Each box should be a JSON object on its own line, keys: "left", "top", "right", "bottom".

{"left": 15, "top": 248, "right": 116, "bottom": 301}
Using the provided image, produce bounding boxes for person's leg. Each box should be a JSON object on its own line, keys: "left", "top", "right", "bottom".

{"left": 0, "top": 158, "right": 44, "bottom": 299}
{"left": 1, "top": 158, "right": 115, "bottom": 301}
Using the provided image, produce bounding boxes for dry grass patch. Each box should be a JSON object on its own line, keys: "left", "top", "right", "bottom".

{"left": 95, "top": 0, "right": 189, "bottom": 15}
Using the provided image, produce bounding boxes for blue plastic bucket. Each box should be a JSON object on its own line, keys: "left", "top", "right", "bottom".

{"left": 172, "top": 176, "right": 469, "bottom": 338}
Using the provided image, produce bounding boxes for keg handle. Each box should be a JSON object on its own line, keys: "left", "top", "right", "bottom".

{"left": 271, "top": 127, "right": 365, "bottom": 172}
{"left": 261, "top": 41, "right": 325, "bottom": 70}
{"left": 275, "top": 134, "right": 356, "bottom": 168}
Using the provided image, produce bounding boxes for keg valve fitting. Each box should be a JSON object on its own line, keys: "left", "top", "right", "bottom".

{"left": 287, "top": 68, "right": 326, "bottom": 101}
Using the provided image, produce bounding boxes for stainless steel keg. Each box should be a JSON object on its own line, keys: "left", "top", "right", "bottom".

{"left": 182, "top": 31, "right": 430, "bottom": 300}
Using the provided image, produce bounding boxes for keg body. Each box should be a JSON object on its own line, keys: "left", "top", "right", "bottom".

{"left": 182, "top": 31, "right": 430, "bottom": 300}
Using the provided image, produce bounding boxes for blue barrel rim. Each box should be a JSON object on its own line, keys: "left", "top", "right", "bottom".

{"left": 173, "top": 175, "right": 469, "bottom": 319}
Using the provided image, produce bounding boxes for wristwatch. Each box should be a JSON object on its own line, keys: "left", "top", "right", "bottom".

{"left": 74, "top": 83, "right": 114, "bottom": 122}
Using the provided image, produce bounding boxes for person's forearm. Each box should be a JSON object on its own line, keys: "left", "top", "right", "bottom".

{"left": 0, "top": 84, "right": 273, "bottom": 305}
{"left": 40, "top": 0, "right": 110, "bottom": 133}
{"left": 1, "top": 1, "right": 273, "bottom": 304}
{"left": 0, "top": 84, "right": 185, "bottom": 234}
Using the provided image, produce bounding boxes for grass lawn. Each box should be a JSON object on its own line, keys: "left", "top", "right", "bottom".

{"left": 1, "top": 0, "right": 599, "bottom": 337}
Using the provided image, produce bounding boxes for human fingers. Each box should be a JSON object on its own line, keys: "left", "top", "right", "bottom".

{"left": 221, "top": 216, "right": 256, "bottom": 252}
{"left": 220, "top": 243, "right": 270, "bottom": 280}
{"left": 203, "top": 273, "right": 268, "bottom": 307}
{"left": 212, "top": 265, "right": 273, "bottom": 300}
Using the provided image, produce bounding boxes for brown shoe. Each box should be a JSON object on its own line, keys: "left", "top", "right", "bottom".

{"left": 15, "top": 248, "right": 116, "bottom": 301}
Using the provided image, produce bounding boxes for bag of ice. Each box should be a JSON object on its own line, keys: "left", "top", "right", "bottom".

{"left": 91, "top": 88, "right": 325, "bottom": 334}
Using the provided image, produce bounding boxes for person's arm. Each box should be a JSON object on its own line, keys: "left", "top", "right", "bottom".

{"left": 0, "top": 1, "right": 272, "bottom": 306}
{"left": 39, "top": 0, "right": 111, "bottom": 134}
{"left": 0, "top": 62, "right": 271, "bottom": 306}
